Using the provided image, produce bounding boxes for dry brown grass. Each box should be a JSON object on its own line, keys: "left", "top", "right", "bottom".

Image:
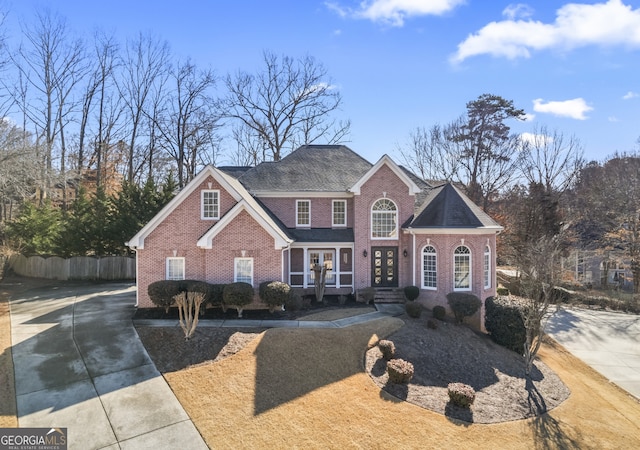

{"left": 0, "top": 283, "right": 18, "bottom": 427}
{"left": 164, "top": 317, "right": 640, "bottom": 449}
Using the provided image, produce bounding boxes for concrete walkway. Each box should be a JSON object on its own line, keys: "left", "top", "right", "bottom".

{"left": 7, "top": 280, "right": 405, "bottom": 450}
{"left": 546, "top": 307, "right": 640, "bottom": 399}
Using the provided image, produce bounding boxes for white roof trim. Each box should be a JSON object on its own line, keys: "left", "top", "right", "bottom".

{"left": 197, "top": 200, "right": 292, "bottom": 249}
{"left": 349, "top": 154, "right": 421, "bottom": 196}
{"left": 126, "top": 166, "right": 243, "bottom": 249}
{"left": 404, "top": 227, "right": 503, "bottom": 235}
{"left": 250, "top": 191, "right": 353, "bottom": 198}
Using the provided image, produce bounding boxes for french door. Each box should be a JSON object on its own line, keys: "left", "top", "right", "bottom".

{"left": 371, "top": 247, "right": 398, "bottom": 287}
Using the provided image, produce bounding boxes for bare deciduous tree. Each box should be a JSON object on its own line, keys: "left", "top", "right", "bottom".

{"left": 221, "top": 50, "right": 350, "bottom": 163}
{"left": 118, "top": 32, "right": 170, "bottom": 182}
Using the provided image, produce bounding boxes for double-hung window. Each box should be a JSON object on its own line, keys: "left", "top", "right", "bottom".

{"left": 296, "top": 200, "right": 310, "bottom": 227}
{"left": 484, "top": 245, "right": 491, "bottom": 289}
{"left": 454, "top": 246, "right": 471, "bottom": 291}
{"left": 201, "top": 190, "right": 219, "bottom": 220}
{"left": 332, "top": 200, "right": 347, "bottom": 227}
{"left": 166, "top": 257, "right": 185, "bottom": 280}
{"left": 422, "top": 245, "right": 437, "bottom": 289}
{"left": 234, "top": 258, "right": 253, "bottom": 285}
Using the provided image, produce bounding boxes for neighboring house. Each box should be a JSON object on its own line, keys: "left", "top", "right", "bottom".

{"left": 562, "top": 249, "right": 633, "bottom": 291}
{"left": 127, "top": 145, "right": 503, "bottom": 330}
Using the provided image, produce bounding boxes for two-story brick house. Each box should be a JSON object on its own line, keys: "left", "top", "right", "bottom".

{"left": 127, "top": 145, "right": 502, "bottom": 328}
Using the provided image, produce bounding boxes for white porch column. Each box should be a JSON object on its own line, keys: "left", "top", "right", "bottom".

{"left": 303, "top": 247, "right": 308, "bottom": 288}
{"left": 335, "top": 247, "right": 341, "bottom": 288}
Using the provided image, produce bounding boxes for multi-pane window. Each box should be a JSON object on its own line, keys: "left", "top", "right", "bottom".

{"left": 166, "top": 257, "right": 185, "bottom": 280}
{"left": 234, "top": 258, "right": 253, "bottom": 285}
{"left": 371, "top": 199, "right": 397, "bottom": 239}
{"left": 332, "top": 200, "right": 347, "bottom": 227}
{"left": 484, "top": 245, "right": 491, "bottom": 289}
{"left": 422, "top": 245, "right": 437, "bottom": 289}
{"left": 296, "top": 200, "right": 310, "bottom": 227}
{"left": 308, "top": 251, "right": 335, "bottom": 284}
{"left": 201, "top": 190, "right": 219, "bottom": 219}
{"left": 454, "top": 246, "right": 471, "bottom": 290}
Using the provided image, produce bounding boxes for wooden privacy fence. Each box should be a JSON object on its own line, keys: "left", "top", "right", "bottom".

{"left": 8, "top": 254, "right": 135, "bottom": 281}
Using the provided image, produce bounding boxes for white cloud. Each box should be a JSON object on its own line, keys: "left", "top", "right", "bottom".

{"left": 623, "top": 91, "right": 638, "bottom": 99}
{"left": 608, "top": 116, "right": 620, "bottom": 122}
{"left": 451, "top": 0, "right": 640, "bottom": 63}
{"left": 503, "top": 3, "right": 534, "bottom": 20}
{"left": 520, "top": 132, "right": 553, "bottom": 146}
{"left": 532, "top": 98, "right": 593, "bottom": 120}
{"left": 326, "top": 0, "right": 466, "bottom": 27}
{"left": 522, "top": 112, "right": 536, "bottom": 122}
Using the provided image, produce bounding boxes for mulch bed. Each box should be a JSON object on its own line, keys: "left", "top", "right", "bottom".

{"left": 365, "top": 315, "right": 570, "bottom": 423}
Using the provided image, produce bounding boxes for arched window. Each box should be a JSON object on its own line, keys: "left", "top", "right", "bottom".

{"left": 371, "top": 199, "right": 397, "bottom": 239}
{"left": 454, "top": 245, "right": 471, "bottom": 291}
{"left": 484, "top": 245, "right": 491, "bottom": 289}
{"left": 422, "top": 245, "right": 437, "bottom": 289}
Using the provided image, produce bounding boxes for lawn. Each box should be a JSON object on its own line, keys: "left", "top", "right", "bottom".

{"left": 158, "top": 317, "right": 640, "bottom": 449}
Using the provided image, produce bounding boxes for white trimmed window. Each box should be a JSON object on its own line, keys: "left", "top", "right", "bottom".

{"left": 371, "top": 198, "right": 397, "bottom": 239}
{"left": 332, "top": 200, "right": 347, "bottom": 227}
{"left": 308, "top": 250, "right": 336, "bottom": 285}
{"left": 484, "top": 245, "right": 491, "bottom": 289}
{"left": 296, "top": 200, "right": 310, "bottom": 227}
{"left": 234, "top": 258, "right": 253, "bottom": 285}
{"left": 454, "top": 246, "right": 471, "bottom": 291}
{"left": 422, "top": 245, "right": 437, "bottom": 290}
{"left": 166, "top": 257, "right": 185, "bottom": 280}
{"left": 201, "top": 190, "right": 220, "bottom": 219}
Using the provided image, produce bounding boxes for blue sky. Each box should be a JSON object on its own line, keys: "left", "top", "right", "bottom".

{"left": 4, "top": 0, "right": 640, "bottom": 165}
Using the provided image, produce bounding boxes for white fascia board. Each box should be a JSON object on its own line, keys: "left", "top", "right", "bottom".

{"left": 404, "top": 226, "right": 504, "bottom": 235}
{"left": 250, "top": 191, "right": 352, "bottom": 198}
{"left": 350, "top": 154, "right": 421, "bottom": 196}
{"left": 127, "top": 166, "right": 242, "bottom": 249}
{"left": 197, "top": 200, "right": 292, "bottom": 250}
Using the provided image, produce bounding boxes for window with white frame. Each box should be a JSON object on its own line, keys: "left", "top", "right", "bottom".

{"left": 166, "top": 257, "right": 185, "bottom": 280}
{"left": 296, "top": 200, "right": 310, "bottom": 227}
{"left": 454, "top": 245, "right": 471, "bottom": 290}
{"left": 332, "top": 200, "right": 347, "bottom": 227}
{"left": 371, "top": 198, "right": 397, "bottom": 239}
{"left": 308, "top": 250, "right": 336, "bottom": 284}
{"left": 484, "top": 245, "right": 491, "bottom": 289}
{"left": 422, "top": 245, "right": 437, "bottom": 289}
{"left": 201, "top": 190, "right": 220, "bottom": 219}
{"left": 234, "top": 258, "right": 253, "bottom": 285}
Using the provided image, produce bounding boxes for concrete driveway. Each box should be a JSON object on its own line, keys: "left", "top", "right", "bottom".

{"left": 546, "top": 307, "right": 640, "bottom": 399}
{"left": 7, "top": 280, "right": 207, "bottom": 450}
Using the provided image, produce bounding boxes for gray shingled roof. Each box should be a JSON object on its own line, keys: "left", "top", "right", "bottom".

{"left": 286, "top": 228, "right": 354, "bottom": 243}
{"left": 408, "top": 183, "right": 500, "bottom": 228}
{"left": 238, "top": 145, "right": 373, "bottom": 192}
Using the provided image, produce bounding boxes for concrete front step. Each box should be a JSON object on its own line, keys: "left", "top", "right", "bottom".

{"left": 373, "top": 289, "right": 406, "bottom": 304}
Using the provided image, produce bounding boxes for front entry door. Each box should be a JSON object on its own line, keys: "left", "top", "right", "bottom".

{"left": 371, "top": 247, "right": 398, "bottom": 287}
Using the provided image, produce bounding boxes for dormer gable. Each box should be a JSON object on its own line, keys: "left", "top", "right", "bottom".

{"left": 349, "top": 154, "right": 421, "bottom": 196}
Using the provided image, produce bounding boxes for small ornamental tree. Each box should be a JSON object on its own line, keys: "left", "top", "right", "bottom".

{"left": 223, "top": 282, "right": 254, "bottom": 318}
{"left": 404, "top": 285, "right": 420, "bottom": 301}
{"left": 446, "top": 292, "right": 482, "bottom": 324}
{"left": 260, "top": 281, "right": 291, "bottom": 312}
{"left": 174, "top": 291, "right": 206, "bottom": 340}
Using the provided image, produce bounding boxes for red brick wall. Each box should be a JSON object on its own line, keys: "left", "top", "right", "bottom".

{"left": 259, "top": 197, "right": 354, "bottom": 228}
{"left": 353, "top": 164, "right": 415, "bottom": 289}
{"left": 136, "top": 176, "right": 281, "bottom": 308}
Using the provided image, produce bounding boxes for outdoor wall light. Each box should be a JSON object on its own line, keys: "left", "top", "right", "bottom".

{"left": 363, "top": 250, "right": 368, "bottom": 258}
{"left": 403, "top": 249, "right": 408, "bottom": 257}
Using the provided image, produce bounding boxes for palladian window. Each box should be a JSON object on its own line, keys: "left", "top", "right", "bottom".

{"left": 371, "top": 199, "right": 397, "bottom": 239}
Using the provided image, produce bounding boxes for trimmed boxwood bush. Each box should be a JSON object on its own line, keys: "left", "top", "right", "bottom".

{"left": 259, "top": 281, "right": 291, "bottom": 312}
{"left": 446, "top": 292, "right": 482, "bottom": 324}
{"left": 447, "top": 382, "right": 476, "bottom": 408}
{"left": 378, "top": 340, "right": 396, "bottom": 360}
{"left": 405, "top": 301, "right": 422, "bottom": 318}
{"left": 147, "top": 280, "right": 183, "bottom": 312}
{"left": 432, "top": 305, "right": 446, "bottom": 321}
{"left": 484, "top": 296, "right": 526, "bottom": 353}
{"left": 403, "top": 285, "right": 420, "bottom": 301}
{"left": 386, "top": 359, "right": 414, "bottom": 384}
{"left": 223, "top": 282, "right": 254, "bottom": 317}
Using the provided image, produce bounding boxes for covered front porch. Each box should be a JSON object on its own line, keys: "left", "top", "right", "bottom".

{"left": 288, "top": 245, "right": 354, "bottom": 292}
